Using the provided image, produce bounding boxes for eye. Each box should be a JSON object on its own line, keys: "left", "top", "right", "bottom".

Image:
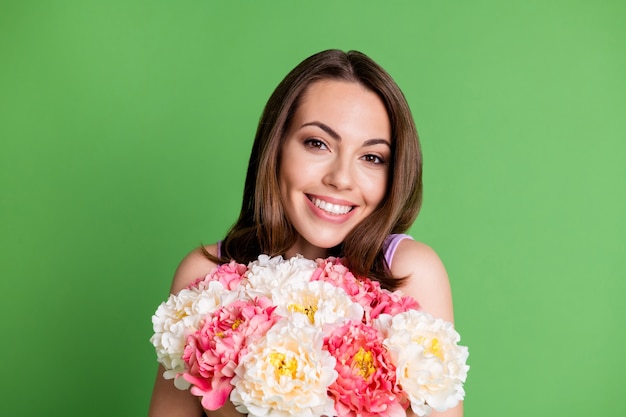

{"left": 361, "top": 154, "right": 386, "bottom": 165}
{"left": 304, "top": 138, "right": 328, "bottom": 150}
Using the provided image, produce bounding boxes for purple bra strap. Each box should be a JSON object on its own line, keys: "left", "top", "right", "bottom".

{"left": 383, "top": 234, "right": 414, "bottom": 267}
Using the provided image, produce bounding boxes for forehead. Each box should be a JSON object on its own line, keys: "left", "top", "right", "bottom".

{"left": 291, "top": 79, "right": 391, "bottom": 139}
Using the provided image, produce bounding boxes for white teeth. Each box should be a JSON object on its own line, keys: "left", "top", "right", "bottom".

{"left": 311, "top": 197, "right": 352, "bottom": 215}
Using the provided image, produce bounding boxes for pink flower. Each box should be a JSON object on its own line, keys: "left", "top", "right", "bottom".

{"left": 313, "top": 258, "right": 376, "bottom": 319}
{"left": 314, "top": 257, "right": 419, "bottom": 323}
{"left": 182, "top": 297, "right": 281, "bottom": 410}
{"left": 313, "top": 257, "right": 362, "bottom": 295}
{"left": 187, "top": 260, "right": 248, "bottom": 291}
{"left": 324, "top": 320, "right": 408, "bottom": 417}
{"left": 368, "top": 285, "right": 420, "bottom": 321}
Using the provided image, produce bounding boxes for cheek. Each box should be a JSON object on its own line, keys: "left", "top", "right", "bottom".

{"left": 361, "top": 171, "right": 388, "bottom": 207}
{"left": 277, "top": 168, "right": 290, "bottom": 203}
{"left": 278, "top": 155, "right": 307, "bottom": 203}
{"left": 279, "top": 150, "right": 317, "bottom": 192}
{"left": 372, "top": 183, "right": 387, "bottom": 207}
{"left": 278, "top": 161, "right": 298, "bottom": 194}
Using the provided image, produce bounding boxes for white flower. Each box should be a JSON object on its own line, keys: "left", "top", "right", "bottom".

{"left": 244, "top": 255, "right": 317, "bottom": 299}
{"left": 150, "top": 281, "right": 242, "bottom": 389}
{"left": 377, "top": 310, "right": 469, "bottom": 416}
{"left": 230, "top": 316, "right": 338, "bottom": 417}
{"left": 272, "top": 280, "right": 364, "bottom": 328}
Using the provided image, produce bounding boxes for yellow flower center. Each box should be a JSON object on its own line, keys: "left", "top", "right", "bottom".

{"left": 288, "top": 303, "right": 317, "bottom": 324}
{"left": 425, "top": 337, "right": 444, "bottom": 361}
{"left": 352, "top": 347, "right": 376, "bottom": 379}
{"left": 269, "top": 352, "right": 298, "bottom": 379}
{"left": 215, "top": 318, "right": 242, "bottom": 338}
{"left": 231, "top": 318, "right": 242, "bottom": 330}
{"left": 174, "top": 309, "right": 188, "bottom": 320}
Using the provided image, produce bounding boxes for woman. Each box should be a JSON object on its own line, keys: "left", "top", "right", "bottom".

{"left": 149, "top": 49, "right": 461, "bottom": 417}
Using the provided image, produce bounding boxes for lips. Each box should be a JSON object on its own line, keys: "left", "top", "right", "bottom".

{"left": 308, "top": 195, "right": 354, "bottom": 215}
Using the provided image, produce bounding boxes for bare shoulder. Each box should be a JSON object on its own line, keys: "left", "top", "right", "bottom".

{"left": 169, "top": 243, "right": 220, "bottom": 295}
{"left": 390, "top": 239, "right": 455, "bottom": 323}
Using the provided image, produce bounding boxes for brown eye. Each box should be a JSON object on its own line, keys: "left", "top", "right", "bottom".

{"left": 304, "top": 138, "right": 328, "bottom": 150}
{"left": 362, "top": 154, "right": 385, "bottom": 164}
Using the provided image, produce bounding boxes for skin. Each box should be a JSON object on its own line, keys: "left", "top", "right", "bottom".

{"left": 148, "top": 80, "right": 462, "bottom": 417}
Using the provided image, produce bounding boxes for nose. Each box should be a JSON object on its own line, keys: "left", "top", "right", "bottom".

{"left": 322, "top": 156, "right": 354, "bottom": 190}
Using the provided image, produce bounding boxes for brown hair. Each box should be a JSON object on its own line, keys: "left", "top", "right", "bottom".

{"left": 205, "top": 49, "right": 422, "bottom": 290}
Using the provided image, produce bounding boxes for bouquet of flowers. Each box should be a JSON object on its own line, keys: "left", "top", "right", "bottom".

{"left": 150, "top": 255, "right": 469, "bottom": 417}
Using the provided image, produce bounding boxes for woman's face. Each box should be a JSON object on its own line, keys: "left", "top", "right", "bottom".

{"left": 279, "top": 79, "right": 391, "bottom": 259}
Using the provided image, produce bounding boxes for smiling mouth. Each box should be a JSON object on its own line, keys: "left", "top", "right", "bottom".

{"left": 308, "top": 196, "right": 354, "bottom": 215}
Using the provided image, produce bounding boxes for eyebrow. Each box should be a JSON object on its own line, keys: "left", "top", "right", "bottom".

{"left": 300, "top": 121, "right": 391, "bottom": 147}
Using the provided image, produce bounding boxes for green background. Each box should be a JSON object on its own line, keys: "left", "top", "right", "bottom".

{"left": 1, "top": 1, "right": 624, "bottom": 416}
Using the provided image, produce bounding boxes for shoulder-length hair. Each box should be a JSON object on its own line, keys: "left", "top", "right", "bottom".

{"left": 207, "top": 49, "right": 422, "bottom": 290}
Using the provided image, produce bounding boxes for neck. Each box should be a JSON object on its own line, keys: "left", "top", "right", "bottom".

{"left": 285, "top": 237, "right": 330, "bottom": 260}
